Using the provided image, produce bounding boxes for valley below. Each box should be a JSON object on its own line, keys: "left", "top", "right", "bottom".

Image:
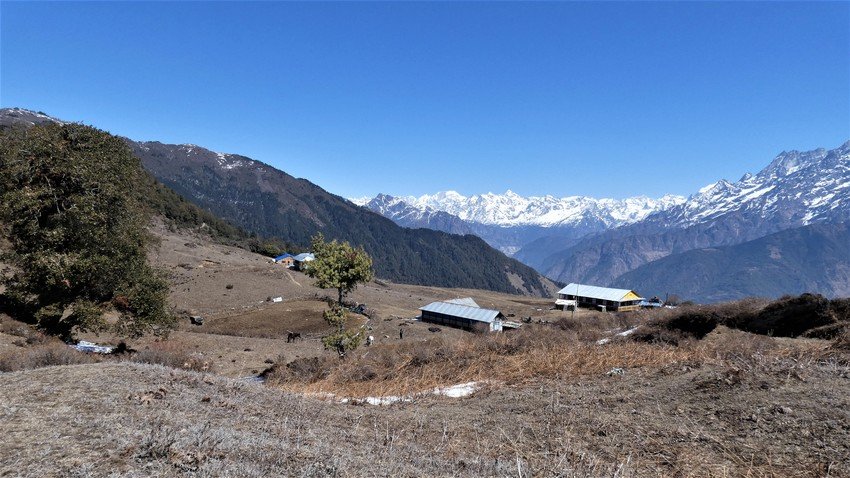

{"left": 2, "top": 224, "right": 849, "bottom": 477}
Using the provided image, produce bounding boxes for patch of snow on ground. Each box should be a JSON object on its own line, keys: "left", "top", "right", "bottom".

{"left": 596, "top": 326, "right": 639, "bottom": 345}
{"left": 433, "top": 381, "right": 481, "bottom": 398}
{"left": 308, "top": 381, "right": 486, "bottom": 406}
{"left": 363, "top": 395, "right": 412, "bottom": 406}
{"left": 71, "top": 341, "right": 114, "bottom": 354}
{"left": 222, "top": 160, "right": 245, "bottom": 170}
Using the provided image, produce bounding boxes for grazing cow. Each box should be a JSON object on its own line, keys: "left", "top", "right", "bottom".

{"left": 366, "top": 335, "right": 374, "bottom": 346}
{"left": 286, "top": 332, "right": 302, "bottom": 343}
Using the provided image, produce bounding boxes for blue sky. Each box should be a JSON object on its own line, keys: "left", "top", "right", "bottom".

{"left": 2, "top": 2, "right": 848, "bottom": 200}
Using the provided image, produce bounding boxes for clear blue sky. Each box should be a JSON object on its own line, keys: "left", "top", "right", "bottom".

{"left": 2, "top": 2, "right": 848, "bottom": 200}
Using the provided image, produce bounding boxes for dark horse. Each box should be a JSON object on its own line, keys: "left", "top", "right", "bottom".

{"left": 286, "top": 332, "right": 302, "bottom": 343}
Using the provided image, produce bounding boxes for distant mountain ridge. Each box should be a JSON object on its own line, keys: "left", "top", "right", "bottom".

{"left": 355, "top": 190, "right": 684, "bottom": 256}
{"left": 356, "top": 140, "right": 850, "bottom": 302}
{"left": 354, "top": 190, "right": 684, "bottom": 228}
{"left": 127, "top": 143, "right": 555, "bottom": 296}
{"left": 535, "top": 141, "right": 850, "bottom": 297}
{"left": 361, "top": 194, "right": 476, "bottom": 236}
{"left": 640, "top": 142, "right": 850, "bottom": 231}
{"left": 613, "top": 222, "right": 850, "bottom": 303}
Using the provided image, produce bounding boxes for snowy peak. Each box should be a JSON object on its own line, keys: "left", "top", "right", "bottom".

{"left": 349, "top": 196, "right": 372, "bottom": 206}
{"left": 0, "top": 107, "right": 66, "bottom": 127}
{"left": 362, "top": 193, "right": 474, "bottom": 235}
{"left": 358, "top": 190, "right": 685, "bottom": 228}
{"left": 654, "top": 141, "right": 850, "bottom": 228}
{"left": 135, "top": 141, "right": 251, "bottom": 172}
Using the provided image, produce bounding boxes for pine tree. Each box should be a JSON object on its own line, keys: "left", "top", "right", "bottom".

{"left": 306, "top": 233, "right": 374, "bottom": 356}
{"left": 306, "top": 233, "right": 374, "bottom": 306}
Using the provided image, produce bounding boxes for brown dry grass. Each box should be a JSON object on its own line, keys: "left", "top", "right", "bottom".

{"left": 264, "top": 323, "right": 827, "bottom": 399}
{"left": 4, "top": 339, "right": 848, "bottom": 477}
{"left": 125, "top": 341, "right": 216, "bottom": 373}
{"left": 0, "top": 341, "right": 100, "bottom": 372}
{"left": 197, "top": 299, "right": 366, "bottom": 340}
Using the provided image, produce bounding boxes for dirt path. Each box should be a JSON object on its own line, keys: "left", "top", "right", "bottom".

{"left": 284, "top": 269, "right": 303, "bottom": 287}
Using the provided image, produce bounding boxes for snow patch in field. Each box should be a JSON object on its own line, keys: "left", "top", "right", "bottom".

{"left": 308, "top": 381, "right": 485, "bottom": 406}
{"left": 433, "top": 381, "right": 481, "bottom": 398}
{"left": 596, "top": 326, "right": 639, "bottom": 345}
{"left": 363, "top": 395, "right": 411, "bottom": 406}
{"left": 71, "top": 341, "right": 114, "bottom": 354}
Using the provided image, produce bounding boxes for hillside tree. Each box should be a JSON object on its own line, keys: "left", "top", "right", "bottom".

{"left": 0, "top": 123, "right": 176, "bottom": 340}
{"left": 306, "top": 233, "right": 374, "bottom": 355}
{"left": 307, "top": 233, "right": 374, "bottom": 306}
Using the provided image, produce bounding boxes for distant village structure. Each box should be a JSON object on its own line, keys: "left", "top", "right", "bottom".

{"left": 273, "top": 252, "right": 315, "bottom": 271}
{"left": 293, "top": 253, "right": 315, "bottom": 271}
{"left": 555, "top": 283, "right": 644, "bottom": 312}
{"left": 273, "top": 253, "right": 295, "bottom": 267}
{"left": 419, "top": 298, "right": 517, "bottom": 332}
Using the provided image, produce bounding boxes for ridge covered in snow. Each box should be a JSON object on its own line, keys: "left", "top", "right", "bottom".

{"left": 357, "top": 190, "right": 685, "bottom": 228}
{"left": 651, "top": 141, "right": 850, "bottom": 229}
{"left": 0, "top": 107, "right": 67, "bottom": 127}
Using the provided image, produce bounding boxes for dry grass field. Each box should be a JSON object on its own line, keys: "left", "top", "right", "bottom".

{"left": 2, "top": 333, "right": 848, "bottom": 477}
{"left": 2, "top": 226, "right": 850, "bottom": 477}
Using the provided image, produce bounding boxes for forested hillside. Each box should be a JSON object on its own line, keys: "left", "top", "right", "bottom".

{"left": 129, "top": 141, "right": 553, "bottom": 295}
{"left": 613, "top": 222, "right": 850, "bottom": 302}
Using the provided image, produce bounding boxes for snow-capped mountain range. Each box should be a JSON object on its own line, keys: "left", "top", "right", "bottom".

{"left": 648, "top": 142, "right": 850, "bottom": 230}
{"left": 353, "top": 190, "right": 685, "bottom": 229}
{"left": 356, "top": 141, "right": 850, "bottom": 300}
{"left": 533, "top": 140, "right": 850, "bottom": 289}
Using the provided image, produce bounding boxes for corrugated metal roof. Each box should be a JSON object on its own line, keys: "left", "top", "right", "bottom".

{"left": 274, "top": 253, "right": 293, "bottom": 261}
{"left": 444, "top": 297, "right": 480, "bottom": 308}
{"left": 419, "top": 301, "right": 502, "bottom": 323}
{"left": 293, "top": 253, "right": 315, "bottom": 261}
{"left": 557, "top": 283, "right": 643, "bottom": 302}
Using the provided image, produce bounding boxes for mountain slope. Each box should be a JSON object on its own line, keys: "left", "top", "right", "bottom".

{"left": 128, "top": 141, "right": 554, "bottom": 295}
{"left": 535, "top": 141, "right": 850, "bottom": 285}
{"left": 613, "top": 222, "right": 850, "bottom": 303}
{"left": 0, "top": 108, "right": 254, "bottom": 247}
{"left": 0, "top": 108, "right": 555, "bottom": 296}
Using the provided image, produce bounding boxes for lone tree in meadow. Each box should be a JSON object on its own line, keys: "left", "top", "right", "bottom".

{"left": 306, "top": 233, "right": 374, "bottom": 306}
{"left": 0, "top": 123, "right": 176, "bottom": 340}
{"left": 306, "top": 233, "right": 374, "bottom": 355}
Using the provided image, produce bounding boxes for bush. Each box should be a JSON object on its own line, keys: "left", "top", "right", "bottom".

{"left": 802, "top": 322, "right": 848, "bottom": 339}
{"left": 829, "top": 298, "right": 850, "bottom": 322}
{"left": 635, "top": 295, "right": 842, "bottom": 343}
{"left": 630, "top": 326, "right": 688, "bottom": 346}
{"left": 0, "top": 123, "right": 176, "bottom": 340}
{"left": 729, "top": 293, "right": 834, "bottom": 337}
{"left": 654, "top": 310, "right": 719, "bottom": 339}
